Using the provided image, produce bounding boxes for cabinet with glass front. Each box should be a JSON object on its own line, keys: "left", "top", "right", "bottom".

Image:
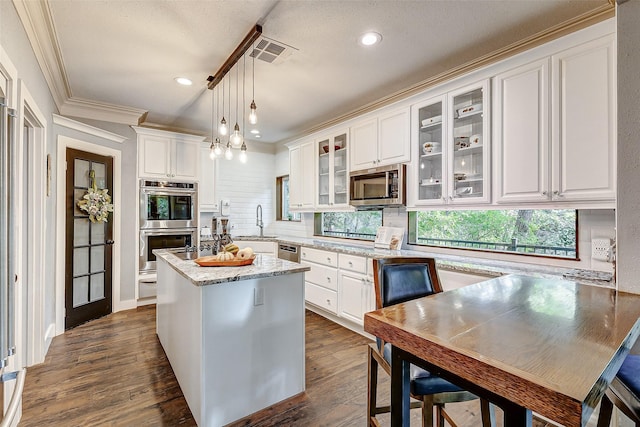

{"left": 411, "top": 80, "right": 490, "bottom": 206}
{"left": 316, "top": 130, "right": 350, "bottom": 210}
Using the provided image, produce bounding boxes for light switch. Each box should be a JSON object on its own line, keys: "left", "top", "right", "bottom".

{"left": 254, "top": 288, "right": 264, "bottom": 306}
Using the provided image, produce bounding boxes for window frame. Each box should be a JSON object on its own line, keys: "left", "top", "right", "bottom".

{"left": 275, "top": 175, "right": 300, "bottom": 222}
{"left": 314, "top": 209, "right": 383, "bottom": 242}
{"left": 407, "top": 209, "right": 579, "bottom": 260}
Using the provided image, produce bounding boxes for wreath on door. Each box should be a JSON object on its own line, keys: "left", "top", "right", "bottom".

{"left": 77, "top": 169, "right": 113, "bottom": 223}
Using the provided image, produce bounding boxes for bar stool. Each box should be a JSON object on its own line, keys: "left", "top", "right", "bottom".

{"left": 597, "top": 354, "right": 640, "bottom": 427}
{"left": 367, "top": 257, "right": 494, "bottom": 427}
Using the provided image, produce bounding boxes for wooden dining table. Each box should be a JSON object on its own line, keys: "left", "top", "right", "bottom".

{"left": 364, "top": 274, "right": 640, "bottom": 427}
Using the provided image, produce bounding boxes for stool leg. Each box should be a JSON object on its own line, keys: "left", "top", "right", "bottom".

{"left": 367, "top": 346, "right": 379, "bottom": 426}
{"left": 597, "top": 394, "right": 614, "bottom": 427}
{"left": 480, "top": 399, "right": 496, "bottom": 427}
{"left": 422, "top": 395, "right": 435, "bottom": 427}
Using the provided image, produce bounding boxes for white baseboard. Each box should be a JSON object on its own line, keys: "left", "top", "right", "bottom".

{"left": 44, "top": 323, "right": 56, "bottom": 352}
{"left": 115, "top": 299, "right": 137, "bottom": 312}
{"left": 136, "top": 297, "right": 156, "bottom": 307}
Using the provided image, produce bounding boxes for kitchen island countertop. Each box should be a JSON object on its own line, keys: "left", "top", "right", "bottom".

{"left": 153, "top": 248, "right": 309, "bottom": 286}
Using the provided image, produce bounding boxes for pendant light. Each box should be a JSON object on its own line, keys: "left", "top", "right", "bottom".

{"left": 225, "top": 141, "right": 233, "bottom": 160}
{"left": 219, "top": 77, "right": 228, "bottom": 136}
{"left": 249, "top": 41, "right": 257, "bottom": 125}
{"left": 230, "top": 63, "right": 243, "bottom": 147}
{"left": 214, "top": 85, "right": 223, "bottom": 156}
{"left": 240, "top": 55, "right": 248, "bottom": 163}
{"left": 210, "top": 86, "right": 223, "bottom": 159}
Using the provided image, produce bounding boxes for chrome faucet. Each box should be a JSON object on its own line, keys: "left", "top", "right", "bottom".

{"left": 256, "top": 204, "right": 264, "bottom": 237}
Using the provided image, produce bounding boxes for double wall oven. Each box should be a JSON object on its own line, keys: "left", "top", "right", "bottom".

{"left": 139, "top": 180, "right": 198, "bottom": 279}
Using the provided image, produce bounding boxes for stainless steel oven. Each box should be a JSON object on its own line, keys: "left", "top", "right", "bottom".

{"left": 139, "top": 227, "right": 196, "bottom": 274}
{"left": 140, "top": 180, "right": 198, "bottom": 229}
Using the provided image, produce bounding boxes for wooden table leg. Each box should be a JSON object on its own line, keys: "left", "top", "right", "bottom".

{"left": 390, "top": 346, "right": 411, "bottom": 427}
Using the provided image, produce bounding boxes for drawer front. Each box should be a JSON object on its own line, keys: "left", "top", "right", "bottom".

{"left": 305, "top": 282, "right": 338, "bottom": 314}
{"left": 301, "top": 246, "right": 338, "bottom": 267}
{"left": 302, "top": 261, "right": 338, "bottom": 291}
{"left": 339, "top": 254, "right": 367, "bottom": 274}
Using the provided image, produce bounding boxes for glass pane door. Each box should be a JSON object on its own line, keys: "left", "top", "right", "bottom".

{"left": 451, "top": 86, "right": 484, "bottom": 200}
{"left": 333, "top": 132, "right": 348, "bottom": 205}
{"left": 417, "top": 100, "right": 444, "bottom": 202}
{"left": 317, "top": 137, "right": 330, "bottom": 206}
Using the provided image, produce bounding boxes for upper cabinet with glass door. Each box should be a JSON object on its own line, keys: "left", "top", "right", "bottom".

{"left": 316, "top": 130, "right": 350, "bottom": 210}
{"left": 410, "top": 79, "right": 490, "bottom": 207}
{"left": 413, "top": 95, "right": 446, "bottom": 205}
{"left": 448, "top": 80, "right": 490, "bottom": 204}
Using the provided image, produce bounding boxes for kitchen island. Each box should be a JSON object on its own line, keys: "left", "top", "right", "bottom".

{"left": 154, "top": 249, "right": 310, "bottom": 426}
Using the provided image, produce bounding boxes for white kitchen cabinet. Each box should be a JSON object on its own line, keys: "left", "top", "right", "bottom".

{"left": 493, "top": 58, "right": 550, "bottom": 203}
{"left": 199, "top": 144, "right": 219, "bottom": 212}
{"left": 301, "top": 247, "right": 338, "bottom": 314}
{"left": 493, "top": 34, "right": 615, "bottom": 205}
{"left": 316, "top": 129, "right": 350, "bottom": 210}
{"left": 350, "top": 107, "right": 410, "bottom": 172}
{"left": 410, "top": 80, "right": 490, "bottom": 207}
{"left": 135, "top": 127, "right": 203, "bottom": 181}
{"left": 551, "top": 34, "right": 615, "bottom": 202}
{"left": 289, "top": 140, "right": 315, "bottom": 211}
{"left": 338, "top": 254, "right": 374, "bottom": 325}
{"left": 350, "top": 118, "right": 378, "bottom": 170}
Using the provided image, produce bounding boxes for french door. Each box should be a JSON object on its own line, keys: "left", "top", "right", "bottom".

{"left": 65, "top": 148, "right": 113, "bottom": 329}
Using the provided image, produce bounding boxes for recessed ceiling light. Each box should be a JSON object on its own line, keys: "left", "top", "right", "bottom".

{"left": 174, "top": 77, "right": 193, "bottom": 86}
{"left": 360, "top": 32, "right": 382, "bottom": 46}
{"left": 250, "top": 129, "right": 260, "bottom": 134}
{"left": 255, "top": 134, "right": 261, "bottom": 138}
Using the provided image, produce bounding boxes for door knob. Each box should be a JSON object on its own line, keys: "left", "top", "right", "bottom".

{"left": 106, "top": 240, "right": 115, "bottom": 245}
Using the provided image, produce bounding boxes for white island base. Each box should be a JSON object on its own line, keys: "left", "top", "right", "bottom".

{"left": 156, "top": 256, "right": 306, "bottom": 426}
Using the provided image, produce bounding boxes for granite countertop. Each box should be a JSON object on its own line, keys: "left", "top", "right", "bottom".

{"left": 229, "top": 235, "right": 614, "bottom": 288}
{"left": 154, "top": 248, "right": 310, "bottom": 287}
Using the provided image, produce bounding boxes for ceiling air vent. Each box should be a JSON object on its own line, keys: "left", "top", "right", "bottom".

{"left": 250, "top": 37, "right": 296, "bottom": 64}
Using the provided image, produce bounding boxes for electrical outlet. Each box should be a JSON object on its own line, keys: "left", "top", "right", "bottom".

{"left": 592, "top": 237, "right": 612, "bottom": 261}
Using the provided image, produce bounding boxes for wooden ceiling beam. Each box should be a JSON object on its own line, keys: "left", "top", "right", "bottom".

{"left": 207, "top": 24, "right": 262, "bottom": 90}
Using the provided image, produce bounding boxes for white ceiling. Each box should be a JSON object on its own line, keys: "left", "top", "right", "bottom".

{"left": 36, "top": 0, "right": 609, "bottom": 143}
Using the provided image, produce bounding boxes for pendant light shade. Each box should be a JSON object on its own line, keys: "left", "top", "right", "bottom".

{"left": 224, "top": 141, "right": 233, "bottom": 160}
{"left": 239, "top": 141, "right": 247, "bottom": 163}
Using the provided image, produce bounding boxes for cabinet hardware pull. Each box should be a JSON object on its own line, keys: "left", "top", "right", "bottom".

{"left": 326, "top": 299, "right": 331, "bottom": 304}
{"left": 542, "top": 191, "right": 548, "bottom": 196}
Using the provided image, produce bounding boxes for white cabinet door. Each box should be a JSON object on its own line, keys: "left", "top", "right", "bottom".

{"left": 173, "top": 139, "right": 200, "bottom": 181}
{"left": 339, "top": 271, "right": 368, "bottom": 325}
{"left": 289, "top": 145, "right": 302, "bottom": 209}
{"left": 199, "top": 144, "right": 218, "bottom": 212}
{"left": 300, "top": 141, "right": 316, "bottom": 209}
{"left": 289, "top": 141, "right": 315, "bottom": 211}
{"left": 139, "top": 134, "right": 172, "bottom": 178}
{"left": 494, "top": 58, "right": 550, "bottom": 203}
{"left": 316, "top": 130, "right": 349, "bottom": 210}
{"left": 448, "top": 80, "right": 491, "bottom": 205}
{"left": 552, "top": 34, "right": 615, "bottom": 202}
{"left": 350, "top": 118, "right": 378, "bottom": 171}
{"left": 378, "top": 107, "right": 410, "bottom": 166}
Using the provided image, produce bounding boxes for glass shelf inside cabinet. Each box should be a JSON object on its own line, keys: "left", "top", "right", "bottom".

{"left": 451, "top": 87, "right": 483, "bottom": 199}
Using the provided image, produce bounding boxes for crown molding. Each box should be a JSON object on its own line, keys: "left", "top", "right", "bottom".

{"left": 13, "top": 0, "right": 147, "bottom": 125}
{"left": 60, "top": 97, "right": 147, "bottom": 126}
{"left": 52, "top": 114, "right": 128, "bottom": 143}
{"left": 12, "top": 0, "right": 70, "bottom": 109}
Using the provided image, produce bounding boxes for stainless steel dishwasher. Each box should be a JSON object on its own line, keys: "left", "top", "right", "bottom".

{"left": 277, "top": 243, "right": 300, "bottom": 262}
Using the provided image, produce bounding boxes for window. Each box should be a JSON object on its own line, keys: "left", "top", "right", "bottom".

{"left": 315, "top": 210, "right": 383, "bottom": 241}
{"left": 408, "top": 209, "right": 577, "bottom": 259}
{"left": 276, "top": 175, "right": 300, "bottom": 221}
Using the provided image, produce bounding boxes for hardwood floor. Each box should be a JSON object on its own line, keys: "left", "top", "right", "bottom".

{"left": 21, "top": 306, "right": 598, "bottom": 426}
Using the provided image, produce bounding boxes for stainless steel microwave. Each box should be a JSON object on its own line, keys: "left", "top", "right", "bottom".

{"left": 349, "top": 164, "right": 405, "bottom": 207}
